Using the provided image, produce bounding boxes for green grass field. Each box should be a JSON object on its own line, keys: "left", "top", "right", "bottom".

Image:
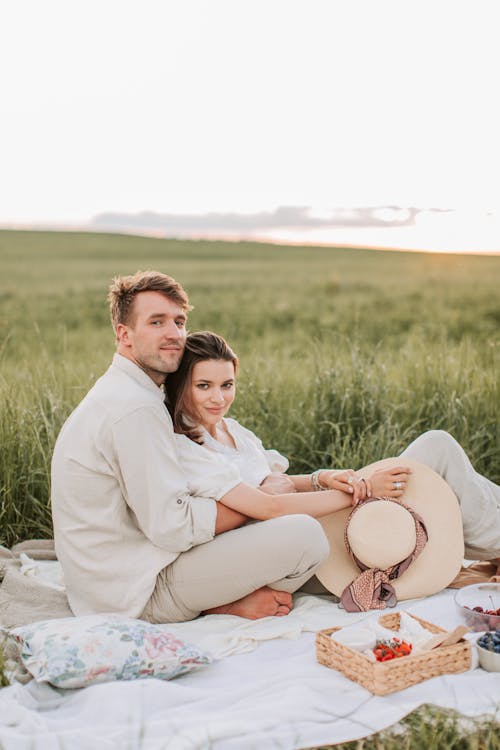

{"left": 1, "top": 229, "right": 499, "bottom": 546}
{"left": 0, "top": 229, "right": 499, "bottom": 747}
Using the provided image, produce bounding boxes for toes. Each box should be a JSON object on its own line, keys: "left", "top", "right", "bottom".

{"left": 274, "top": 591, "right": 293, "bottom": 605}
{"left": 275, "top": 605, "right": 291, "bottom": 616}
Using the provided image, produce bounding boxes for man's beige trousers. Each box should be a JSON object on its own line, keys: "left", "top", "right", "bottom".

{"left": 141, "top": 514, "right": 329, "bottom": 623}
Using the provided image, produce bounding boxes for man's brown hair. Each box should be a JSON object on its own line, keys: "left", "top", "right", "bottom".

{"left": 108, "top": 270, "right": 192, "bottom": 332}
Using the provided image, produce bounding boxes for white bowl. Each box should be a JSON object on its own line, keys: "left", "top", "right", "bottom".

{"left": 476, "top": 635, "right": 500, "bottom": 672}
{"left": 454, "top": 583, "right": 500, "bottom": 632}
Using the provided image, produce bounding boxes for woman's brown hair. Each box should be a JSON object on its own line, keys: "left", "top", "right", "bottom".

{"left": 165, "top": 331, "right": 238, "bottom": 443}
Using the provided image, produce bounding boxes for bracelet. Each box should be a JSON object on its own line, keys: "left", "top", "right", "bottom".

{"left": 310, "top": 469, "right": 329, "bottom": 491}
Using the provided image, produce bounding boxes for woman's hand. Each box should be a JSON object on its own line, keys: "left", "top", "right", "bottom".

{"left": 315, "top": 470, "right": 367, "bottom": 504}
{"left": 362, "top": 466, "right": 412, "bottom": 503}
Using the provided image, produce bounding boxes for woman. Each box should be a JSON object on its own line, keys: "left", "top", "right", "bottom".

{"left": 164, "top": 331, "right": 412, "bottom": 520}
{"left": 159, "top": 331, "right": 500, "bottom": 621}
{"left": 165, "top": 332, "right": 500, "bottom": 586}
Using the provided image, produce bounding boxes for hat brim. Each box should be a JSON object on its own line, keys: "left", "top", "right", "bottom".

{"left": 315, "top": 457, "right": 464, "bottom": 601}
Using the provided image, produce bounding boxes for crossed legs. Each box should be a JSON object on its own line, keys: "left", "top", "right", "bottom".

{"left": 141, "top": 514, "right": 329, "bottom": 623}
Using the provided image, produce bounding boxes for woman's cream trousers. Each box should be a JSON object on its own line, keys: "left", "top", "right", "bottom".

{"left": 400, "top": 430, "right": 500, "bottom": 561}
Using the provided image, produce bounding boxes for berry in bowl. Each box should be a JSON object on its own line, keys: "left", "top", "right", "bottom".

{"left": 454, "top": 583, "right": 500, "bottom": 632}
{"left": 476, "top": 630, "right": 500, "bottom": 672}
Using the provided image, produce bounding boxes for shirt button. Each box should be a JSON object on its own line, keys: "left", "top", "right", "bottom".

{"left": 177, "top": 499, "right": 183, "bottom": 504}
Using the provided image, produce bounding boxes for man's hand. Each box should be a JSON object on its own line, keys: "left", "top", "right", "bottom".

{"left": 215, "top": 503, "right": 249, "bottom": 534}
{"left": 259, "top": 473, "right": 297, "bottom": 495}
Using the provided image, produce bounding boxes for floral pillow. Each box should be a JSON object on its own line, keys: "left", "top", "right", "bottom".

{"left": 9, "top": 615, "right": 212, "bottom": 689}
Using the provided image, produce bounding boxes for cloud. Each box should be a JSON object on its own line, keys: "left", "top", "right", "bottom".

{"left": 91, "top": 206, "right": 451, "bottom": 237}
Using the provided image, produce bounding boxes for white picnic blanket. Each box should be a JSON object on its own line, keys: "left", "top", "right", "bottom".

{"left": 1, "top": 573, "right": 499, "bottom": 750}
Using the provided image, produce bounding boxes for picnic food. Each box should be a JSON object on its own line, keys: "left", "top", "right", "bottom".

{"left": 477, "top": 630, "right": 500, "bottom": 653}
{"left": 372, "top": 638, "right": 412, "bottom": 661}
{"left": 461, "top": 602, "right": 500, "bottom": 630}
{"left": 316, "top": 612, "right": 472, "bottom": 695}
{"left": 476, "top": 630, "right": 500, "bottom": 672}
{"left": 454, "top": 583, "right": 500, "bottom": 632}
{"left": 467, "top": 605, "right": 500, "bottom": 616}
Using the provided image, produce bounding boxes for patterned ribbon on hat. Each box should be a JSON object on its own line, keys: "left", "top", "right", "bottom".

{"left": 340, "top": 497, "right": 428, "bottom": 613}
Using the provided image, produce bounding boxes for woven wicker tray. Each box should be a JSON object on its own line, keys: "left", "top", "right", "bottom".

{"left": 316, "top": 612, "right": 471, "bottom": 695}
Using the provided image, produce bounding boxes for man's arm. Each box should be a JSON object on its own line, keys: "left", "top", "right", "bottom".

{"left": 215, "top": 503, "right": 248, "bottom": 534}
{"left": 111, "top": 405, "right": 240, "bottom": 552}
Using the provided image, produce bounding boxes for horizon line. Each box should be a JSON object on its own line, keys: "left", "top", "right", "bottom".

{"left": 1, "top": 223, "right": 500, "bottom": 257}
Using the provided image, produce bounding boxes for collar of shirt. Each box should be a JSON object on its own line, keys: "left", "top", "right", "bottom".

{"left": 112, "top": 353, "right": 166, "bottom": 402}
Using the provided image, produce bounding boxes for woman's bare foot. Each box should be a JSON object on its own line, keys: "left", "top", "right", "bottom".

{"left": 490, "top": 557, "right": 500, "bottom": 582}
{"left": 202, "top": 586, "right": 293, "bottom": 619}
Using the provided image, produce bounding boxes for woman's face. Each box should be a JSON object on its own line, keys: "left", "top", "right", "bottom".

{"left": 189, "top": 359, "right": 236, "bottom": 428}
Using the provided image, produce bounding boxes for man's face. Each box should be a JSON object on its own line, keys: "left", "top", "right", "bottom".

{"left": 116, "top": 291, "right": 187, "bottom": 385}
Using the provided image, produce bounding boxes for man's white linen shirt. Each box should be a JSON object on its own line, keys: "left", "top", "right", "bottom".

{"left": 51, "top": 354, "right": 240, "bottom": 618}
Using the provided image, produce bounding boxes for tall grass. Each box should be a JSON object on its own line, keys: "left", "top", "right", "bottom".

{"left": 0, "top": 229, "right": 499, "bottom": 547}
{"left": 0, "top": 642, "right": 10, "bottom": 688}
{"left": 320, "top": 705, "right": 500, "bottom": 750}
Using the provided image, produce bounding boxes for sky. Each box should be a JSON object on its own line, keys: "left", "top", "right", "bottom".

{"left": 1, "top": 0, "right": 499, "bottom": 251}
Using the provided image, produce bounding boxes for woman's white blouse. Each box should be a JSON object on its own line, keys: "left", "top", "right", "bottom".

{"left": 175, "top": 417, "right": 289, "bottom": 498}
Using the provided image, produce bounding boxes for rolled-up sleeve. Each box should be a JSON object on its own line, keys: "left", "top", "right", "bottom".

{"left": 110, "top": 405, "right": 218, "bottom": 552}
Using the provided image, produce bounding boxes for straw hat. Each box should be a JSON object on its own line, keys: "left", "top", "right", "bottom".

{"left": 315, "top": 457, "right": 464, "bottom": 603}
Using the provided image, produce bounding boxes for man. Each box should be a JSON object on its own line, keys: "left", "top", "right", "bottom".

{"left": 53, "top": 270, "right": 499, "bottom": 623}
{"left": 51, "top": 271, "right": 329, "bottom": 622}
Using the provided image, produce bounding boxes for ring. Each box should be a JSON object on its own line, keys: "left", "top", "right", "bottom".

{"left": 393, "top": 481, "right": 402, "bottom": 490}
